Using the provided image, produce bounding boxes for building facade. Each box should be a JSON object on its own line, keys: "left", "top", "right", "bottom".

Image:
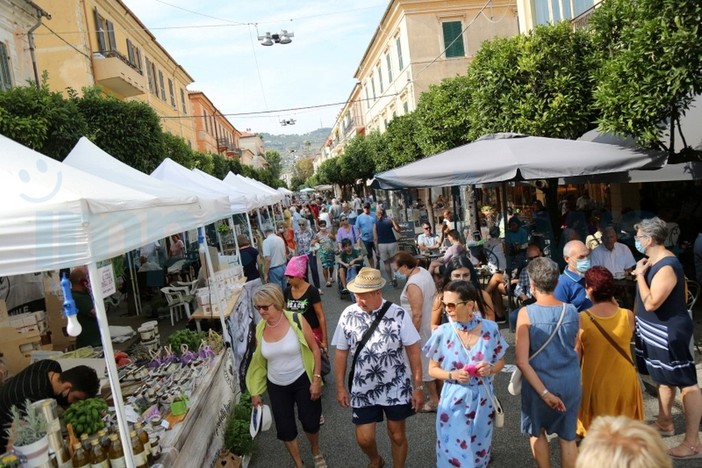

{"left": 515, "top": 0, "right": 601, "bottom": 32}
{"left": 33, "top": 0, "right": 196, "bottom": 144}
{"left": 239, "top": 133, "right": 268, "bottom": 169}
{"left": 188, "top": 91, "right": 241, "bottom": 158}
{"left": 0, "top": 0, "right": 49, "bottom": 90}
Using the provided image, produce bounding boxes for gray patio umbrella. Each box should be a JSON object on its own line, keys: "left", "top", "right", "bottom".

{"left": 373, "top": 133, "right": 667, "bottom": 190}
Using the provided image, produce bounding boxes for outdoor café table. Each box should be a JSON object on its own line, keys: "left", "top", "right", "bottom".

{"left": 415, "top": 251, "right": 440, "bottom": 269}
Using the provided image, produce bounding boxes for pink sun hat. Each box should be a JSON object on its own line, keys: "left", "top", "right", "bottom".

{"left": 284, "top": 255, "right": 308, "bottom": 278}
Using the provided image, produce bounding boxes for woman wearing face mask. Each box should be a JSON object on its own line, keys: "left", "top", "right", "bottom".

{"left": 631, "top": 217, "right": 702, "bottom": 460}
{"left": 430, "top": 255, "right": 495, "bottom": 327}
{"left": 393, "top": 251, "right": 440, "bottom": 412}
{"left": 423, "top": 280, "right": 507, "bottom": 467}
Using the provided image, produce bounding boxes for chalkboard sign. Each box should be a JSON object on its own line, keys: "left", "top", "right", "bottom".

{"left": 397, "top": 221, "right": 416, "bottom": 241}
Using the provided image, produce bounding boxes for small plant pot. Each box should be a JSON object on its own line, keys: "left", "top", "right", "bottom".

{"left": 14, "top": 435, "right": 50, "bottom": 467}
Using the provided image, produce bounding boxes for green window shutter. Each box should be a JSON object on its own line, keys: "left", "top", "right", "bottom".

{"left": 442, "top": 21, "right": 465, "bottom": 58}
{"left": 0, "top": 42, "right": 12, "bottom": 90}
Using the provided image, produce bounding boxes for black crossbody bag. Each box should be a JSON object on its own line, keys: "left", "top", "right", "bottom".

{"left": 348, "top": 301, "right": 393, "bottom": 391}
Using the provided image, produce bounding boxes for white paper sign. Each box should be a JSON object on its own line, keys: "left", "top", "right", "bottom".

{"left": 98, "top": 263, "right": 116, "bottom": 296}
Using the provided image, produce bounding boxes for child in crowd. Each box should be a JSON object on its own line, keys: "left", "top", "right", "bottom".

{"left": 338, "top": 238, "right": 364, "bottom": 294}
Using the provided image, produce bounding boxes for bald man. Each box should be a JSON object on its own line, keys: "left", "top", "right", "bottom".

{"left": 70, "top": 267, "right": 101, "bottom": 348}
{"left": 554, "top": 240, "right": 593, "bottom": 312}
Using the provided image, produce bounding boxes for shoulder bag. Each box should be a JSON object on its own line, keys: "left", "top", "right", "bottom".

{"left": 348, "top": 300, "right": 393, "bottom": 391}
{"left": 291, "top": 313, "right": 331, "bottom": 376}
{"left": 584, "top": 310, "right": 635, "bottom": 367}
{"left": 508, "top": 303, "right": 566, "bottom": 396}
{"left": 450, "top": 320, "right": 504, "bottom": 428}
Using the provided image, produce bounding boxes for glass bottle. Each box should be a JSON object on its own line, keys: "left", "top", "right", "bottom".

{"left": 89, "top": 438, "right": 108, "bottom": 468}
{"left": 71, "top": 442, "right": 90, "bottom": 468}
{"left": 129, "top": 430, "right": 148, "bottom": 468}
{"left": 107, "top": 434, "right": 126, "bottom": 468}
{"left": 97, "top": 429, "right": 110, "bottom": 452}
{"left": 134, "top": 422, "right": 153, "bottom": 464}
{"left": 80, "top": 434, "right": 91, "bottom": 453}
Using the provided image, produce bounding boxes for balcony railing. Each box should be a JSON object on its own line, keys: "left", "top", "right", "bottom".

{"left": 571, "top": 5, "right": 597, "bottom": 30}
{"left": 92, "top": 50, "right": 145, "bottom": 97}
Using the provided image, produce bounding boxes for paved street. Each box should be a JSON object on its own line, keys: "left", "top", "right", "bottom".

{"left": 248, "top": 274, "right": 702, "bottom": 467}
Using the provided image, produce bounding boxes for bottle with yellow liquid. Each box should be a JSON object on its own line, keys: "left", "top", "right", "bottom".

{"left": 107, "top": 434, "right": 126, "bottom": 468}
{"left": 129, "top": 430, "right": 148, "bottom": 468}
{"left": 134, "top": 423, "right": 153, "bottom": 464}
{"left": 89, "top": 438, "right": 108, "bottom": 468}
{"left": 71, "top": 442, "right": 90, "bottom": 468}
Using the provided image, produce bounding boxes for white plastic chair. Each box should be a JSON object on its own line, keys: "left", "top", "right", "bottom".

{"left": 686, "top": 280, "right": 700, "bottom": 354}
{"left": 160, "top": 286, "right": 192, "bottom": 326}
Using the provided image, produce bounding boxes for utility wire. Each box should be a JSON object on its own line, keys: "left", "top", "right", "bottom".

{"left": 40, "top": 23, "right": 91, "bottom": 60}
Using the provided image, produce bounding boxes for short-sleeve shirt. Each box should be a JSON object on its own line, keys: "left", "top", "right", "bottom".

{"left": 554, "top": 268, "right": 592, "bottom": 312}
{"left": 284, "top": 285, "right": 322, "bottom": 329}
{"left": 340, "top": 248, "right": 362, "bottom": 265}
{"left": 417, "top": 233, "right": 439, "bottom": 249}
{"left": 336, "top": 225, "right": 358, "bottom": 245}
{"left": 331, "top": 300, "right": 420, "bottom": 407}
{"left": 355, "top": 214, "right": 376, "bottom": 242}
{"left": 239, "top": 245, "right": 260, "bottom": 281}
{"left": 590, "top": 242, "right": 636, "bottom": 275}
{"left": 0, "top": 360, "right": 61, "bottom": 448}
{"left": 375, "top": 217, "right": 396, "bottom": 244}
{"left": 262, "top": 234, "right": 287, "bottom": 268}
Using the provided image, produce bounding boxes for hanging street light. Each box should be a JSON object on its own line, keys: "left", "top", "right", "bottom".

{"left": 258, "top": 30, "right": 294, "bottom": 46}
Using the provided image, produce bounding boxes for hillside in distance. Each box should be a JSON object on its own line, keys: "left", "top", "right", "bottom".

{"left": 260, "top": 127, "right": 330, "bottom": 168}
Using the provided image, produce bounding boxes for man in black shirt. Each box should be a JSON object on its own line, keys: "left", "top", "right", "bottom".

{"left": 0, "top": 360, "right": 99, "bottom": 449}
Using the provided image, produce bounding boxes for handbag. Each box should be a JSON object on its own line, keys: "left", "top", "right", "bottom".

{"left": 291, "top": 313, "right": 331, "bottom": 376}
{"left": 348, "top": 301, "right": 393, "bottom": 391}
{"left": 481, "top": 379, "right": 504, "bottom": 428}
{"left": 584, "top": 311, "right": 635, "bottom": 367}
{"left": 508, "top": 304, "right": 567, "bottom": 396}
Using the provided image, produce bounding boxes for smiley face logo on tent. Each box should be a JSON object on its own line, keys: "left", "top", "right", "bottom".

{"left": 19, "top": 159, "right": 63, "bottom": 203}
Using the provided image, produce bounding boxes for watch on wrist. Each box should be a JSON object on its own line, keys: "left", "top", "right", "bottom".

{"left": 415, "top": 385, "right": 425, "bottom": 391}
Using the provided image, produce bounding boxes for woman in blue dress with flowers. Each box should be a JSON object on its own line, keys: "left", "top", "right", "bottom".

{"left": 424, "top": 280, "right": 507, "bottom": 467}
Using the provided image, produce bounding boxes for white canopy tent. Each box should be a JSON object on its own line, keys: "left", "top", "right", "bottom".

{"left": 242, "top": 175, "right": 284, "bottom": 203}
{"left": 192, "top": 168, "right": 267, "bottom": 211}
{"left": 151, "top": 158, "right": 249, "bottom": 214}
{"left": 0, "top": 134, "right": 213, "bottom": 466}
{"left": 224, "top": 173, "right": 280, "bottom": 206}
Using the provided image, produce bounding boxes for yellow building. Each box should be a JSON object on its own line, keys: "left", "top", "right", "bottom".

{"left": 356, "top": 0, "right": 518, "bottom": 135}
{"left": 188, "top": 90, "right": 242, "bottom": 159}
{"left": 0, "top": 0, "right": 49, "bottom": 89}
{"left": 32, "top": 0, "right": 196, "bottom": 144}
{"left": 515, "top": 0, "right": 601, "bottom": 32}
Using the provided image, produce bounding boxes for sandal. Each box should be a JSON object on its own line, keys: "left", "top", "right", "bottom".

{"left": 313, "top": 453, "right": 328, "bottom": 468}
{"left": 649, "top": 420, "right": 674, "bottom": 437}
{"left": 421, "top": 401, "right": 438, "bottom": 413}
{"left": 668, "top": 441, "right": 702, "bottom": 459}
{"left": 367, "top": 457, "right": 385, "bottom": 468}
{"left": 326, "top": 281, "right": 332, "bottom": 287}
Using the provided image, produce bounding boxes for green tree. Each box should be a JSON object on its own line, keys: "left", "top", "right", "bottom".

{"left": 382, "top": 113, "right": 423, "bottom": 169}
{"left": 590, "top": 0, "right": 702, "bottom": 158}
{"left": 191, "top": 152, "right": 214, "bottom": 174}
{"left": 76, "top": 87, "right": 165, "bottom": 172}
{"left": 466, "top": 22, "right": 596, "bottom": 141}
{"left": 161, "top": 132, "right": 195, "bottom": 168}
{"left": 293, "top": 158, "right": 314, "bottom": 183}
{"left": 414, "top": 75, "right": 473, "bottom": 155}
{"left": 264, "top": 150, "right": 283, "bottom": 179}
{"left": 0, "top": 79, "right": 87, "bottom": 160}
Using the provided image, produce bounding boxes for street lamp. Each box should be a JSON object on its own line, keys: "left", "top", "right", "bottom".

{"left": 258, "top": 30, "right": 294, "bottom": 46}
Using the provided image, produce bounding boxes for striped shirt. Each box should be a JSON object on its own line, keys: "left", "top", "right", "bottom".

{"left": 0, "top": 360, "right": 61, "bottom": 448}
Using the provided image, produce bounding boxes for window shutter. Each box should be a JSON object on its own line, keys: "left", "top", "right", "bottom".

{"left": 94, "top": 8, "right": 106, "bottom": 53}
{"left": 106, "top": 20, "right": 116, "bottom": 51}
{"left": 442, "top": 21, "right": 465, "bottom": 58}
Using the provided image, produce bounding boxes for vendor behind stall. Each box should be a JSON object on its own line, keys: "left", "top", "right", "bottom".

{"left": 70, "top": 267, "right": 101, "bottom": 349}
{"left": 0, "top": 360, "right": 100, "bottom": 450}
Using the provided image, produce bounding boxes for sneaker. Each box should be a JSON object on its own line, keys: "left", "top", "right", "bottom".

{"left": 341, "top": 288, "right": 349, "bottom": 294}
{"left": 391, "top": 278, "right": 398, "bottom": 288}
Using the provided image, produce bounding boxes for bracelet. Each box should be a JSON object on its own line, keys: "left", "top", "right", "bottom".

{"left": 540, "top": 389, "right": 550, "bottom": 398}
{"left": 313, "top": 374, "right": 322, "bottom": 380}
{"left": 448, "top": 371, "right": 452, "bottom": 380}
{"left": 415, "top": 385, "right": 425, "bottom": 391}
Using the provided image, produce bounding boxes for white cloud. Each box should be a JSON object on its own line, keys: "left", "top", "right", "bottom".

{"left": 122, "top": 0, "right": 385, "bottom": 134}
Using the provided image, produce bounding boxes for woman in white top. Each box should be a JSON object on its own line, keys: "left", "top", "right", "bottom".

{"left": 245, "top": 284, "right": 327, "bottom": 468}
{"left": 393, "top": 251, "right": 440, "bottom": 411}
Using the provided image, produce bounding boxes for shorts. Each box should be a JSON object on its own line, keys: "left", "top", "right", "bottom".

{"left": 362, "top": 240, "right": 375, "bottom": 259}
{"left": 377, "top": 242, "right": 398, "bottom": 263}
{"left": 267, "top": 373, "right": 322, "bottom": 441}
{"left": 352, "top": 403, "right": 414, "bottom": 425}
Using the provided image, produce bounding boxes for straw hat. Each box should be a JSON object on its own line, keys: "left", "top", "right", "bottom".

{"left": 347, "top": 267, "right": 386, "bottom": 293}
{"left": 250, "top": 404, "right": 272, "bottom": 438}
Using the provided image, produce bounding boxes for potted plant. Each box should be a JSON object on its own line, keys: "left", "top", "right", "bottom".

{"left": 5, "top": 399, "right": 49, "bottom": 468}
{"left": 221, "top": 393, "right": 255, "bottom": 468}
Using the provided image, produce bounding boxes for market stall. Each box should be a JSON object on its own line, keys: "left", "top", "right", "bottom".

{"left": 0, "top": 135, "right": 247, "bottom": 467}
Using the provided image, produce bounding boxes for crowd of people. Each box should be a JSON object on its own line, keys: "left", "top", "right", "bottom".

{"left": 241, "top": 190, "right": 702, "bottom": 468}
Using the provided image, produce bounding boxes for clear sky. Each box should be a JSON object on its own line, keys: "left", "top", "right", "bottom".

{"left": 121, "top": 0, "right": 388, "bottom": 135}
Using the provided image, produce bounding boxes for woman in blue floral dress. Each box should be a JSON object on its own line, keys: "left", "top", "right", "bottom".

{"left": 424, "top": 280, "right": 507, "bottom": 467}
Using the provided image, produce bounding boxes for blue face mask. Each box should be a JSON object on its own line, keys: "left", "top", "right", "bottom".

{"left": 635, "top": 239, "right": 646, "bottom": 254}
{"left": 394, "top": 270, "right": 407, "bottom": 282}
{"left": 576, "top": 258, "right": 591, "bottom": 273}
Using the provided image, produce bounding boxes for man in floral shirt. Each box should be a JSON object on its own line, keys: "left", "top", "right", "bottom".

{"left": 332, "top": 268, "right": 424, "bottom": 468}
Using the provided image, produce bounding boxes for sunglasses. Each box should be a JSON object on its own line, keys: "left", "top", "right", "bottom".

{"left": 441, "top": 300, "right": 468, "bottom": 310}
{"left": 423, "top": 227, "right": 431, "bottom": 230}
{"left": 527, "top": 255, "right": 541, "bottom": 260}
{"left": 340, "top": 218, "right": 348, "bottom": 222}
{"left": 254, "top": 304, "right": 273, "bottom": 311}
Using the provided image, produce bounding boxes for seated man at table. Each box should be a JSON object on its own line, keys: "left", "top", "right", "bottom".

{"left": 416, "top": 223, "right": 439, "bottom": 252}
{"left": 589, "top": 226, "right": 636, "bottom": 277}
{"left": 505, "top": 217, "right": 529, "bottom": 273}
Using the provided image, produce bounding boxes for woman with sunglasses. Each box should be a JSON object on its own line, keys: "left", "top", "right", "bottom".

{"left": 430, "top": 254, "right": 495, "bottom": 328}
{"left": 423, "top": 280, "right": 507, "bottom": 467}
{"left": 246, "top": 284, "right": 327, "bottom": 468}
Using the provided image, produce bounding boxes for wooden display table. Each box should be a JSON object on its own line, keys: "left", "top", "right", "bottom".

{"left": 191, "top": 290, "right": 242, "bottom": 332}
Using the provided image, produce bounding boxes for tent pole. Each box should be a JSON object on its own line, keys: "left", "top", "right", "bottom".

{"left": 246, "top": 213, "right": 254, "bottom": 243}
{"left": 127, "top": 251, "right": 141, "bottom": 316}
{"left": 501, "top": 181, "right": 513, "bottom": 313}
{"left": 229, "top": 216, "right": 241, "bottom": 265}
{"left": 86, "top": 263, "right": 136, "bottom": 467}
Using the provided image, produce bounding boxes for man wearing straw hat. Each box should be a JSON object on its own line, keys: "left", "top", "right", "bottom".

{"left": 332, "top": 267, "right": 424, "bottom": 468}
